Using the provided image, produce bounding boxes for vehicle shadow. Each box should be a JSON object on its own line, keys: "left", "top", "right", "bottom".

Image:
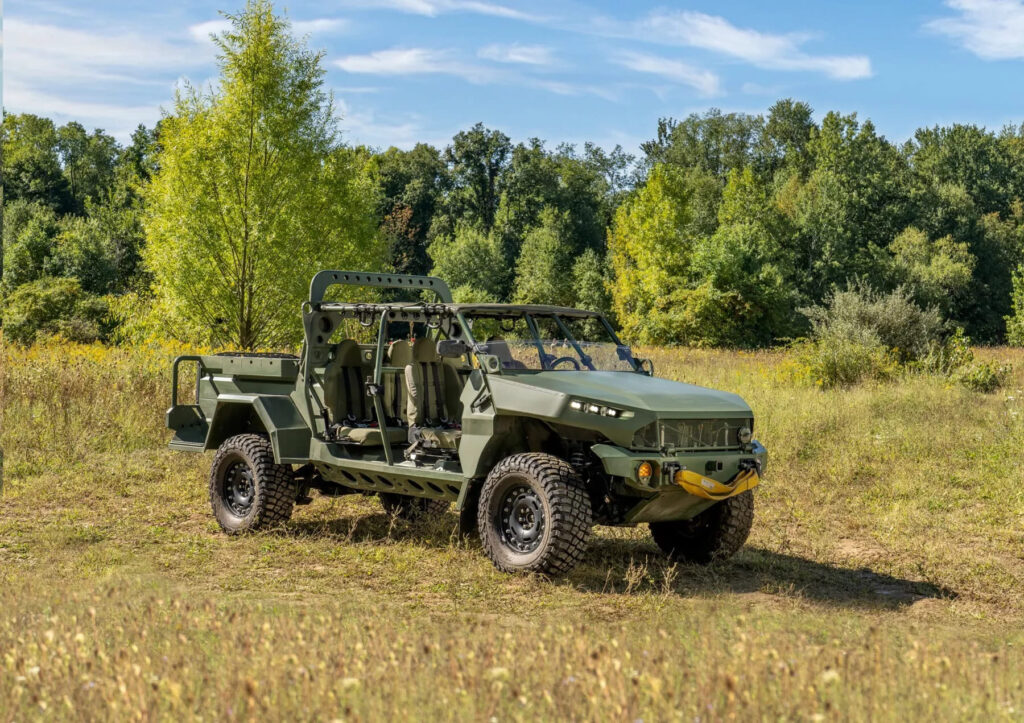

{"left": 284, "top": 510, "right": 465, "bottom": 550}
{"left": 283, "top": 512, "right": 955, "bottom": 609}
{"left": 574, "top": 538, "right": 957, "bottom": 609}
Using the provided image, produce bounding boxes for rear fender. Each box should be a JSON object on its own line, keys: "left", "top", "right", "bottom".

{"left": 206, "top": 395, "right": 311, "bottom": 464}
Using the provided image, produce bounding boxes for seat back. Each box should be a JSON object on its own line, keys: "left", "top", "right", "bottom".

{"left": 383, "top": 340, "right": 412, "bottom": 426}
{"left": 484, "top": 336, "right": 528, "bottom": 370}
{"left": 405, "top": 338, "right": 452, "bottom": 426}
{"left": 323, "top": 340, "right": 371, "bottom": 424}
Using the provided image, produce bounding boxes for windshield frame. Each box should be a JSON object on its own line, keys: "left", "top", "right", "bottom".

{"left": 457, "top": 309, "right": 639, "bottom": 373}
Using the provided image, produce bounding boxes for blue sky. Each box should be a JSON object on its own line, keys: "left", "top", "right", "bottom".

{"left": 4, "top": 0, "right": 1024, "bottom": 153}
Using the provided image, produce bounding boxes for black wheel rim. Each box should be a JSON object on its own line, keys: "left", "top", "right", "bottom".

{"left": 497, "top": 483, "right": 544, "bottom": 554}
{"left": 224, "top": 461, "right": 255, "bottom": 517}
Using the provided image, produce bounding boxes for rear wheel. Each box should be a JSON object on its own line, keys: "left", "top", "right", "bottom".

{"left": 379, "top": 493, "right": 449, "bottom": 521}
{"left": 209, "top": 434, "right": 296, "bottom": 533}
{"left": 477, "top": 453, "right": 591, "bottom": 575}
{"left": 649, "top": 491, "right": 754, "bottom": 564}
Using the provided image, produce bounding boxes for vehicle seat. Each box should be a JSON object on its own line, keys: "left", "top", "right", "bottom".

{"left": 485, "top": 336, "right": 528, "bottom": 370}
{"left": 323, "top": 340, "right": 405, "bottom": 446}
{"left": 405, "top": 338, "right": 461, "bottom": 450}
{"left": 383, "top": 340, "right": 412, "bottom": 425}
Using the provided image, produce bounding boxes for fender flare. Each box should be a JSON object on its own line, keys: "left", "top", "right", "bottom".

{"left": 206, "top": 394, "right": 312, "bottom": 464}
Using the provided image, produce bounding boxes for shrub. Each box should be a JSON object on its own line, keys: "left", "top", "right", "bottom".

{"left": 1, "top": 276, "right": 111, "bottom": 345}
{"left": 952, "top": 361, "right": 1012, "bottom": 393}
{"left": 801, "top": 284, "right": 946, "bottom": 363}
{"left": 789, "top": 335, "right": 898, "bottom": 389}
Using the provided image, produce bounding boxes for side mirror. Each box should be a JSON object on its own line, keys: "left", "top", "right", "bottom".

{"left": 638, "top": 358, "right": 654, "bottom": 376}
{"left": 477, "top": 354, "right": 502, "bottom": 373}
{"left": 437, "top": 339, "right": 471, "bottom": 358}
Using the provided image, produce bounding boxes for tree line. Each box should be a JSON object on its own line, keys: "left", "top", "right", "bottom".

{"left": 3, "top": 1, "right": 1024, "bottom": 349}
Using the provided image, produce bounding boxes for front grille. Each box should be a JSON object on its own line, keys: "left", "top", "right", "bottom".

{"left": 632, "top": 418, "right": 751, "bottom": 452}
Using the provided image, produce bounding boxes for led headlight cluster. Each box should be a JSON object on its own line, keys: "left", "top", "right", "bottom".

{"left": 568, "top": 399, "right": 634, "bottom": 419}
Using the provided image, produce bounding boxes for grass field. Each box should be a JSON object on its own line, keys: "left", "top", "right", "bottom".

{"left": 1, "top": 341, "right": 1023, "bottom": 720}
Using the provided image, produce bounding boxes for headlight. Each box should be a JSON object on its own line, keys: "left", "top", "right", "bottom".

{"left": 737, "top": 426, "right": 752, "bottom": 444}
{"left": 568, "top": 399, "right": 634, "bottom": 419}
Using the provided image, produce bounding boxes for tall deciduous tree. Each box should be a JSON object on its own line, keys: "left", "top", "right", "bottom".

{"left": 144, "top": 1, "right": 383, "bottom": 349}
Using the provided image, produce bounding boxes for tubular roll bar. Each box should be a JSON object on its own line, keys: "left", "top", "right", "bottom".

{"left": 171, "top": 355, "right": 205, "bottom": 407}
{"left": 308, "top": 271, "right": 453, "bottom": 306}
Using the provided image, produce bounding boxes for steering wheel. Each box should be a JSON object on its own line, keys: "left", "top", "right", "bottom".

{"left": 548, "top": 356, "right": 581, "bottom": 370}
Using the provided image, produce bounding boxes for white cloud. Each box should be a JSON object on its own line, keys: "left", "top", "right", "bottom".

{"left": 478, "top": 43, "right": 555, "bottom": 65}
{"left": 335, "top": 47, "right": 497, "bottom": 82}
{"left": 188, "top": 19, "right": 232, "bottom": 42}
{"left": 4, "top": 18, "right": 218, "bottom": 140}
{"left": 293, "top": 18, "right": 349, "bottom": 35}
{"left": 613, "top": 51, "right": 721, "bottom": 96}
{"left": 927, "top": 0, "right": 1024, "bottom": 59}
{"left": 622, "top": 11, "right": 871, "bottom": 80}
{"left": 342, "top": 0, "right": 539, "bottom": 21}
{"left": 8, "top": 18, "right": 212, "bottom": 81}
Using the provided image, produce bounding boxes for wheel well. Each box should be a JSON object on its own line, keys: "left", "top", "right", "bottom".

{"left": 206, "top": 403, "right": 268, "bottom": 451}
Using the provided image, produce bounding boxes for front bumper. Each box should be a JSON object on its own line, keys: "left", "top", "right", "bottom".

{"left": 591, "top": 440, "right": 767, "bottom": 524}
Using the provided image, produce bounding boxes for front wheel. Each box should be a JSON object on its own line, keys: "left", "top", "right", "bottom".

{"left": 649, "top": 491, "right": 754, "bottom": 564}
{"left": 477, "top": 453, "right": 592, "bottom": 575}
{"left": 209, "top": 434, "right": 296, "bottom": 533}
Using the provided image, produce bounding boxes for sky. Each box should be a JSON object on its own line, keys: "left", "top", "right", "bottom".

{"left": 4, "top": 0, "right": 1024, "bottom": 153}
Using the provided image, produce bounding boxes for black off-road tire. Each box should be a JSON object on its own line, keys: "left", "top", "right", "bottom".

{"left": 379, "top": 493, "right": 450, "bottom": 521}
{"left": 209, "top": 434, "right": 296, "bottom": 534}
{"left": 477, "top": 453, "right": 592, "bottom": 575}
{"left": 649, "top": 490, "right": 754, "bottom": 564}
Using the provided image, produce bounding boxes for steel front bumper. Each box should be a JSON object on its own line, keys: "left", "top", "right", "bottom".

{"left": 591, "top": 441, "right": 766, "bottom": 524}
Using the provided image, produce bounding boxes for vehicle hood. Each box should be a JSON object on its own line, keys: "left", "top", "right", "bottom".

{"left": 500, "top": 371, "right": 752, "bottom": 417}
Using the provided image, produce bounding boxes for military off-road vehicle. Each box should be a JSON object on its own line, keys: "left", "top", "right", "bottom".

{"left": 166, "top": 271, "right": 766, "bottom": 575}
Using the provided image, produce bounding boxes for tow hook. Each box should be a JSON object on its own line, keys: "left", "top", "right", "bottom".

{"left": 675, "top": 465, "right": 760, "bottom": 501}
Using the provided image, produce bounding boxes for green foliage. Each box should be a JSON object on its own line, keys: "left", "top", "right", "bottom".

{"left": 428, "top": 224, "right": 509, "bottom": 302}
{"left": 438, "top": 123, "right": 511, "bottom": 237}
{"left": 887, "top": 227, "right": 975, "bottom": 312}
{"left": 790, "top": 334, "right": 898, "bottom": 389}
{"left": 371, "top": 143, "right": 447, "bottom": 276}
{"left": 1, "top": 276, "right": 110, "bottom": 344}
{"left": 951, "top": 360, "right": 1012, "bottom": 393}
{"left": 607, "top": 164, "right": 692, "bottom": 343}
{"left": 44, "top": 216, "right": 118, "bottom": 294}
{"left": 571, "top": 248, "right": 612, "bottom": 317}
{"left": 801, "top": 284, "right": 946, "bottom": 364}
{"left": 2, "top": 200, "right": 60, "bottom": 289}
{"left": 1007, "top": 266, "right": 1024, "bottom": 346}
{"left": 512, "top": 210, "right": 575, "bottom": 307}
{"left": 142, "top": 1, "right": 383, "bottom": 349}
{"left": 1, "top": 114, "right": 72, "bottom": 212}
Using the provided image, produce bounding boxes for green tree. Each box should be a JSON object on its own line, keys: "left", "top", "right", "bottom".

{"left": 371, "top": 143, "right": 447, "bottom": 276}
{"left": 512, "top": 210, "right": 575, "bottom": 307}
{"left": 607, "top": 164, "right": 692, "bottom": 343}
{"left": 791, "top": 112, "right": 910, "bottom": 299}
{"left": 641, "top": 109, "right": 764, "bottom": 181}
{"left": 44, "top": 216, "right": 119, "bottom": 294}
{"left": 2, "top": 276, "right": 110, "bottom": 345}
{"left": 56, "top": 122, "right": 119, "bottom": 212}
{"left": 427, "top": 224, "right": 508, "bottom": 302}
{"left": 1007, "top": 266, "right": 1024, "bottom": 346}
{"left": 437, "top": 123, "right": 510, "bottom": 237}
{"left": 2, "top": 200, "right": 60, "bottom": 290}
{"left": 887, "top": 227, "right": 975, "bottom": 314}
{"left": 1, "top": 113, "right": 72, "bottom": 213}
{"left": 143, "top": 1, "right": 383, "bottom": 349}
{"left": 572, "top": 248, "right": 612, "bottom": 318}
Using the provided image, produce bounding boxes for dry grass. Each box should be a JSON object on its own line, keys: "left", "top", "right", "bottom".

{"left": 1, "top": 340, "right": 1023, "bottom": 720}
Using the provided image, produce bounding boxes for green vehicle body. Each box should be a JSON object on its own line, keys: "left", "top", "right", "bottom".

{"left": 166, "top": 271, "right": 766, "bottom": 531}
